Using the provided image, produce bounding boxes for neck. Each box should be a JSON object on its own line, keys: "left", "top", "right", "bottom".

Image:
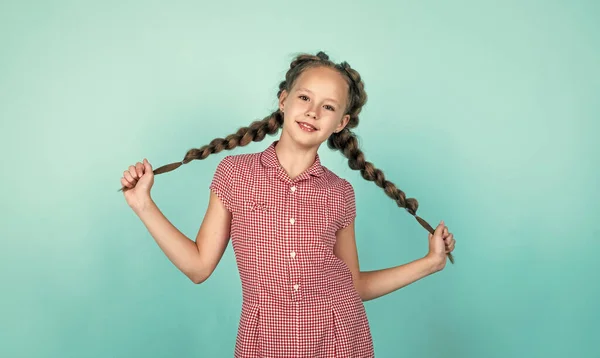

{"left": 274, "top": 133, "right": 319, "bottom": 180}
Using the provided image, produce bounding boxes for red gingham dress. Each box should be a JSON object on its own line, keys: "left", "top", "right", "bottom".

{"left": 209, "top": 140, "right": 374, "bottom": 357}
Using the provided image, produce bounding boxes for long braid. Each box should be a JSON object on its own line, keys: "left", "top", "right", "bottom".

{"left": 118, "top": 111, "right": 283, "bottom": 191}
{"left": 328, "top": 60, "right": 455, "bottom": 264}
{"left": 328, "top": 130, "right": 419, "bottom": 214}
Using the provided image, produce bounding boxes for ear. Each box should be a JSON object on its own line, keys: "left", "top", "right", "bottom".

{"left": 335, "top": 114, "right": 351, "bottom": 133}
{"left": 278, "top": 89, "right": 288, "bottom": 112}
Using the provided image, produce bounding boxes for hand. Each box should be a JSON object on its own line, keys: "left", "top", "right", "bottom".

{"left": 120, "top": 158, "right": 154, "bottom": 211}
{"left": 426, "top": 220, "right": 455, "bottom": 271}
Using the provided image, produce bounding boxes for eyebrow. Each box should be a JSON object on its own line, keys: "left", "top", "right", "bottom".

{"left": 296, "top": 87, "right": 340, "bottom": 105}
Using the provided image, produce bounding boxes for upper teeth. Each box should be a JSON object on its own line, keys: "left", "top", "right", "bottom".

{"left": 301, "top": 123, "right": 315, "bottom": 130}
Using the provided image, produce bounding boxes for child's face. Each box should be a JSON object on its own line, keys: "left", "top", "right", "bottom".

{"left": 278, "top": 66, "right": 351, "bottom": 147}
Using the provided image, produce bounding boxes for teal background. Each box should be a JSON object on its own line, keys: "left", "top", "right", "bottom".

{"left": 1, "top": 1, "right": 598, "bottom": 357}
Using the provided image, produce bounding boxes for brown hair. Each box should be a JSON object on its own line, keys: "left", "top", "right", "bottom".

{"left": 119, "top": 51, "right": 454, "bottom": 264}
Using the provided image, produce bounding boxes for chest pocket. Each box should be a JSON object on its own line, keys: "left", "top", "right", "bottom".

{"left": 238, "top": 177, "right": 279, "bottom": 242}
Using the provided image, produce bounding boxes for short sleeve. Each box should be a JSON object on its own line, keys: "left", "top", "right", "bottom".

{"left": 341, "top": 179, "right": 356, "bottom": 229}
{"left": 209, "top": 155, "right": 235, "bottom": 212}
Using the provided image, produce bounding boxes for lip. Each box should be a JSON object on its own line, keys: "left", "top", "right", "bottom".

{"left": 296, "top": 121, "right": 318, "bottom": 131}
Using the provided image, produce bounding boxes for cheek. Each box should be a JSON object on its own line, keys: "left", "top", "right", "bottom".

{"left": 325, "top": 115, "right": 343, "bottom": 129}
{"left": 287, "top": 101, "right": 306, "bottom": 113}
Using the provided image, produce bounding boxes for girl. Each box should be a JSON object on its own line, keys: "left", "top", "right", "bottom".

{"left": 119, "top": 51, "right": 456, "bottom": 357}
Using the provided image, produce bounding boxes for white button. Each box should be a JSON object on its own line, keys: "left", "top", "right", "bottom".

{"left": 293, "top": 284, "right": 299, "bottom": 291}
{"left": 290, "top": 251, "right": 296, "bottom": 258}
{"left": 289, "top": 218, "right": 295, "bottom": 225}
{"left": 290, "top": 186, "right": 296, "bottom": 192}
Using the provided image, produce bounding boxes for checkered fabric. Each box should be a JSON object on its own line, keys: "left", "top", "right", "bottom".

{"left": 209, "top": 140, "right": 374, "bottom": 357}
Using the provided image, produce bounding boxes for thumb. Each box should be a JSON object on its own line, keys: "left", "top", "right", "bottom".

{"left": 429, "top": 220, "right": 444, "bottom": 239}
{"left": 434, "top": 220, "right": 445, "bottom": 237}
{"left": 143, "top": 158, "right": 152, "bottom": 172}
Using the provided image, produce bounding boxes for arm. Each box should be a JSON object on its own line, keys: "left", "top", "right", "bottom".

{"left": 359, "top": 258, "right": 440, "bottom": 301}
{"left": 133, "top": 190, "right": 231, "bottom": 284}
{"left": 333, "top": 221, "right": 443, "bottom": 302}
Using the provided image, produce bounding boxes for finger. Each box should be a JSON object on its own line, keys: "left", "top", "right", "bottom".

{"left": 123, "top": 170, "right": 137, "bottom": 185}
{"left": 135, "top": 162, "right": 144, "bottom": 177}
{"left": 443, "top": 226, "right": 449, "bottom": 237}
{"left": 446, "top": 239, "right": 455, "bottom": 253}
{"left": 128, "top": 165, "right": 138, "bottom": 180}
{"left": 444, "top": 233, "right": 453, "bottom": 245}
{"left": 121, "top": 177, "right": 133, "bottom": 188}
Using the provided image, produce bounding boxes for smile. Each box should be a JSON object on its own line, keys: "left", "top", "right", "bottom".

{"left": 297, "top": 121, "right": 318, "bottom": 132}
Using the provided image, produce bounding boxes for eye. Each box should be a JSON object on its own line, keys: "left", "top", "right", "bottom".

{"left": 299, "top": 95, "right": 335, "bottom": 111}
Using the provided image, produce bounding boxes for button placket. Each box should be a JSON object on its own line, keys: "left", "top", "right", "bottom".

{"left": 287, "top": 181, "right": 302, "bottom": 300}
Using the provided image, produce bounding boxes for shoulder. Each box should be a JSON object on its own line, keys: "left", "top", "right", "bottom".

{"left": 319, "top": 165, "right": 354, "bottom": 194}
{"left": 214, "top": 151, "right": 261, "bottom": 171}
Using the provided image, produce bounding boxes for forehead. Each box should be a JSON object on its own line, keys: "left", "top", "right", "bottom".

{"left": 293, "top": 66, "right": 349, "bottom": 101}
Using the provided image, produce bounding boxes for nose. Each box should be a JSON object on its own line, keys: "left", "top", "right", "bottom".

{"left": 305, "top": 110, "right": 317, "bottom": 119}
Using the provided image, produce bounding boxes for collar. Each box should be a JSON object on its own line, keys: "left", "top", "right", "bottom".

{"left": 260, "top": 140, "right": 325, "bottom": 178}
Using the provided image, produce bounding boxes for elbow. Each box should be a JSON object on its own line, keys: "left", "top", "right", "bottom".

{"left": 190, "top": 276, "right": 202, "bottom": 284}
{"left": 189, "top": 269, "right": 210, "bottom": 284}
{"left": 193, "top": 274, "right": 209, "bottom": 285}
{"left": 188, "top": 257, "right": 213, "bottom": 284}
{"left": 358, "top": 290, "right": 373, "bottom": 302}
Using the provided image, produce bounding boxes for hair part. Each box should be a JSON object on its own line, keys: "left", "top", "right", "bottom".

{"left": 119, "top": 51, "right": 453, "bottom": 264}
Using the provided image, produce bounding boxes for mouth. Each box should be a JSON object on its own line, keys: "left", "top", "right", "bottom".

{"left": 296, "top": 121, "right": 318, "bottom": 132}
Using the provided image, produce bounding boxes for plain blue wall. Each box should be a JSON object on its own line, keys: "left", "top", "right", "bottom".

{"left": 1, "top": 1, "right": 598, "bottom": 357}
